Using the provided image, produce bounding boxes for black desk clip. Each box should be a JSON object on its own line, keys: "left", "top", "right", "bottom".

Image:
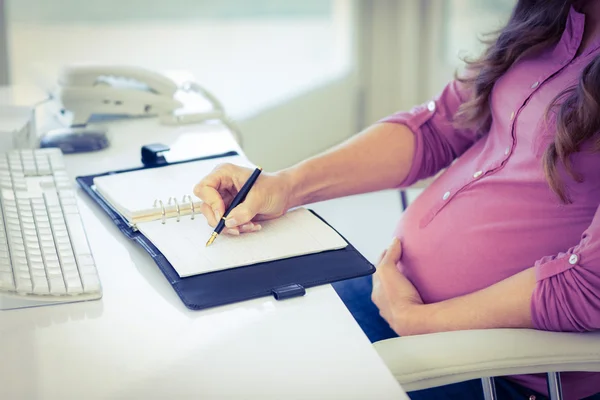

{"left": 272, "top": 283, "right": 306, "bottom": 301}
{"left": 141, "top": 143, "right": 170, "bottom": 167}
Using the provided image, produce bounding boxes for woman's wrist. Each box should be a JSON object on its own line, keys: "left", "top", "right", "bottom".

{"left": 277, "top": 165, "right": 308, "bottom": 210}
{"left": 278, "top": 159, "right": 355, "bottom": 209}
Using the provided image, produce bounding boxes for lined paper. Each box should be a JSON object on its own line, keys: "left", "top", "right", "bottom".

{"left": 137, "top": 208, "right": 348, "bottom": 277}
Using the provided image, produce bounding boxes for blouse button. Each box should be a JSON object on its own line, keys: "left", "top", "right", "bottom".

{"left": 504, "top": 147, "right": 510, "bottom": 155}
{"left": 442, "top": 191, "right": 450, "bottom": 200}
{"left": 473, "top": 170, "right": 483, "bottom": 178}
{"left": 510, "top": 111, "right": 515, "bottom": 120}
{"left": 427, "top": 101, "right": 436, "bottom": 112}
{"left": 569, "top": 254, "right": 579, "bottom": 265}
{"left": 531, "top": 81, "right": 540, "bottom": 89}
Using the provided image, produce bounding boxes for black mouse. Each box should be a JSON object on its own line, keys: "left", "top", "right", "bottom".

{"left": 40, "top": 128, "right": 110, "bottom": 154}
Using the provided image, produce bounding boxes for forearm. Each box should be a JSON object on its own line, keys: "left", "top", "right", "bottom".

{"left": 400, "top": 267, "right": 536, "bottom": 336}
{"left": 282, "top": 122, "right": 415, "bottom": 208}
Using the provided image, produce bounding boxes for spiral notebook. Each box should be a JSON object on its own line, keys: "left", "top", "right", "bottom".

{"left": 78, "top": 149, "right": 374, "bottom": 309}
{"left": 92, "top": 155, "right": 348, "bottom": 277}
{"left": 93, "top": 154, "right": 253, "bottom": 225}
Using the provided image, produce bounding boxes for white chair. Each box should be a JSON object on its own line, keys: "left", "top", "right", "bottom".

{"left": 373, "top": 328, "right": 600, "bottom": 399}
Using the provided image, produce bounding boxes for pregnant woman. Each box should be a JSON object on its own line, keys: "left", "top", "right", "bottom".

{"left": 194, "top": 1, "right": 600, "bottom": 398}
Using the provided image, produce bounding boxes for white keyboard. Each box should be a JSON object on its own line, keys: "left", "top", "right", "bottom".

{"left": 0, "top": 148, "right": 102, "bottom": 310}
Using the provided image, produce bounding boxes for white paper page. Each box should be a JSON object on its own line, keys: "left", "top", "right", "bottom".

{"left": 93, "top": 155, "right": 253, "bottom": 219}
{"left": 137, "top": 208, "right": 348, "bottom": 277}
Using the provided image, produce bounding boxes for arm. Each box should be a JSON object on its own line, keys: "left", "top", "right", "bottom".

{"left": 286, "top": 80, "right": 477, "bottom": 208}
{"left": 195, "top": 80, "right": 477, "bottom": 231}
{"left": 410, "top": 267, "right": 536, "bottom": 335}
{"left": 387, "top": 205, "right": 600, "bottom": 336}
{"left": 283, "top": 122, "right": 415, "bottom": 207}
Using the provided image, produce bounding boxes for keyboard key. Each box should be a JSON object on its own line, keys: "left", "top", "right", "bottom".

{"left": 14, "top": 273, "right": 32, "bottom": 293}
{"left": 64, "top": 213, "right": 92, "bottom": 256}
{"left": 58, "top": 244, "right": 74, "bottom": 256}
{"left": 77, "top": 254, "right": 96, "bottom": 267}
{"left": 13, "top": 258, "right": 29, "bottom": 273}
{"left": 58, "top": 189, "right": 76, "bottom": 198}
{"left": 44, "top": 191, "right": 60, "bottom": 206}
{"left": 0, "top": 261, "right": 11, "bottom": 273}
{"left": 0, "top": 178, "right": 11, "bottom": 189}
{"left": 65, "top": 277, "right": 83, "bottom": 294}
{"left": 59, "top": 197, "right": 77, "bottom": 206}
{"left": 62, "top": 260, "right": 78, "bottom": 272}
{"left": 0, "top": 271, "right": 15, "bottom": 290}
{"left": 21, "top": 209, "right": 33, "bottom": 218}
{"left": 42, "top": 244, "right": 56, "bottom": 254}
{"left": 81, "top": 274, "right": 101, "bottom": 293}
{"left": 47, "top": 265, "right": 62, "bottom": 278}
{"left": 62, "top": 205, "right": 79, "bottom": 215}
{"left": 0, "top": 254, "right": 12, "bottom": 272}
{"left": 36, "top": 217, "right": 50, "bottom": 226}
{"left": 30, "top": 266, "right": 46, "bottom": 277}
{"left": 29, "top": 255, "right": 44, "bottom": 265}
{"left": 32, "top": 277, "right": 50, "bottom": 294}
{"left": 64, "top": 271, "right": 80, "bottom": 283}
{"left": 23, "top": 161, "right": 37, "bottom": 176}
{"left": 45, "top": 250, "right": 59, "bottom": 261}
{"left": 36, "top": 162, "right": 52, "bottom": 176}
{"left": 49, "top": 277, "right": 67, "bottom": 295}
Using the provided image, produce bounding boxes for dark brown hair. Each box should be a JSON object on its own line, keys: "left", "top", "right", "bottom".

{"left": 455, "top": 0, "right": 600, "bottom": 203}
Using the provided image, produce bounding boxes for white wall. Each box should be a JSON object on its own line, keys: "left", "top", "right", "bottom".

{"left": 239, "top": 76, "right": 358, "bottom": 170}
{"left": 5, "top": 0, "right": 359, "bottom": 171}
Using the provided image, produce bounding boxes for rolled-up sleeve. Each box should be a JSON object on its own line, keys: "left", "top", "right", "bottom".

{"left": 380, "top": 80, "right": 479, "bottom": 187}
{"left": 532, "top": 205, "right": 600, "bottom": 332}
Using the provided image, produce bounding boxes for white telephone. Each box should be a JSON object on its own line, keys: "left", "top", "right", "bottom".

{"left": 56, "top": 65, "right": 225, "bottom": 126}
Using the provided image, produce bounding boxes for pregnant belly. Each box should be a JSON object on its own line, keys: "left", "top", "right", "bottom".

{"left": 394, "top": 183, "right": 591, "bottom": 304}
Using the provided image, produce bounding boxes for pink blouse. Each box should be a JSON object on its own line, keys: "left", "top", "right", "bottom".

{"left": 382, "top": 5, "right": 600, "bottom": 399}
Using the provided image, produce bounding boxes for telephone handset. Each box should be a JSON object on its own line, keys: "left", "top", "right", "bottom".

{"left": 56, "top": 65, "right": 224, "bottom": 126}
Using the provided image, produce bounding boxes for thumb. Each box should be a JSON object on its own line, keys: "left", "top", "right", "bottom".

{"left": 381, "top": 237, "right": 402, "bottom": 264}
{"left": 224, "top": 194, "right": 263, "bottom": 228}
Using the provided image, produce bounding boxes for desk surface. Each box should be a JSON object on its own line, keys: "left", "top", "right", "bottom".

{"left": 0, "top": 116, "right": 408, "bottom": 399}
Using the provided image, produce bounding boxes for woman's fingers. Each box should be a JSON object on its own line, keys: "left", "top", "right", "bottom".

{"left": 238, "top": 222, "right": 262, "bottom": 233}
{"left": 194, "top": 163, "right": 242, "bottom": 221}
{"left": 199, "top": 201, "right": 261, "bottom": 235}
{"left": 199, "top": 202, "right": 218, "bottom": 227}
{"left": 223, "top": 192, "right": 265, "bottom": 229}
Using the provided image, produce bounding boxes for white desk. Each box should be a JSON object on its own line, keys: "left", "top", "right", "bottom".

{"left": 0, "top": 116, "right": 408, "bottom": 399}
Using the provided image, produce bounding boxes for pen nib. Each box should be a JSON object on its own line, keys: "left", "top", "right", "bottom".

{"left": 205, "top": 232, "right": 218, "bottom": 247}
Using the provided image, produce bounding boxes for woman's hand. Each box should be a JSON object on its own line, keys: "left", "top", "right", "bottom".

{"left": 372, "top": 238, "right": 425, "bottom": 336}
{"left": 193, "top": 163, "right": 293, "bottom": 235}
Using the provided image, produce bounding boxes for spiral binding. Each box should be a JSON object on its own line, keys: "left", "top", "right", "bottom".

{"left": 182, "top": 195, "right": 195, "bottom": 220}
{"left": 153, "top": 195, "right": 197, "bottom": 224}
{"left": 153, "top": 199, "right": 166, "bottom": 224}
{"left": 168, "top": 197, "right": 180, "bottom": 222}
